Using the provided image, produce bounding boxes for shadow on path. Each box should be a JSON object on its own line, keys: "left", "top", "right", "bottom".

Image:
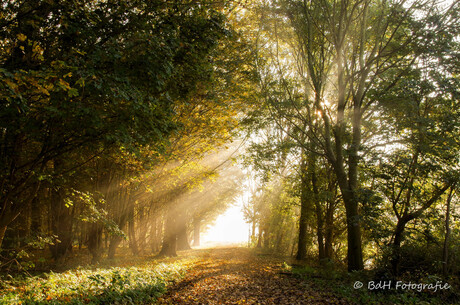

{"left": 157, "top": 247, "right": 347, "bottom": 305}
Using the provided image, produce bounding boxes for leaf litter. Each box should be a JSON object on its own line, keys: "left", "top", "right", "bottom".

{"left": 157, "top": 247, "right": 347, "bottom": 304}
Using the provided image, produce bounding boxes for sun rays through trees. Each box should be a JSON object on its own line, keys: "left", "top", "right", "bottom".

{"left": 1, "top": 0, "right": 459, "bottom": 304}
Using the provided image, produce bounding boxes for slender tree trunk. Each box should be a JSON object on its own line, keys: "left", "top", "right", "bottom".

{"left": 251, "top": 217, "right": 256, "bottom": 243}
{"left": 0, "top": 183, "right": 39, "bottom": 249}
{"left": 443, "top": 186, "right": 455, "bottom": 278}
{"left": 0, "top": 225, "right": 7, "bottom": 249}
{"left": 391, "top": 219, "right": 407, "bottom": 276}
{"left": 324, "top": 203, "right": 334, "bottom": 259}
{"left": 108, "top": 235, "right": 123, "bottom": 259}
{"left": 158, "top": 205, "right": 177, "bottom": 257}
{"left": 88, "top": 223, "right": 103, "bottom": 263}
{"left": 335, "top": 154, "right": 364, "bottom": 271}
{"left": 344, "top": 196, "right": 363, "bottom": 271}
{"left": 176, "top": 223, "right": 191, "bottom": 250}
{"left": 276, "top": 230, "right": 284, "bottom": 252}
{"left": 78, "top": 222, "right": 85, "bottom": 250}
{"left": 263, "top": 227, "right": 269, "bottom": 248}
{"left": 30, "top": 196, "right": 41, "bottom": 234}
{"left": 257, "top": 227, "right": 262, "bottom": 248}
{"left": 193, "top": 219, "right": 200, "bottom": 247}
{"left": 137, "top": 207, "right": 147, "bottom": 254}
{"left": 391, "top": 183, "right": 451, "bottom": 275}
{"left": 297, "top": 163, "right": 311, "bottom": 260}
{"left": 128, "top": 204, "right": 139, "bottom": 256}
{"left": 50, "top": 183, "right": 74, "bottom": 262}
{"left": 315, "top": 202, "right": 325, "bottom": 261}
{"left": 150, "top": 215, "right": 162, "bottom": 253}
{"left": 150, "top": 217, "right": 156, "bottom": 252}
{"left": 176, "top": 209, "right": 190, "bottom": 251}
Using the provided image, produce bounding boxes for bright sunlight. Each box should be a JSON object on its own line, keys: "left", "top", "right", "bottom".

{"left": 200, "top": 199, "right": 250, "bottom": 246}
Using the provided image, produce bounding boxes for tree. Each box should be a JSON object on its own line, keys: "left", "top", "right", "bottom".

{"left": 252, "top": 0, "right": 453, "bottom": 271}
{"left": 0, "top": 0, "right": 230, "bottom": 253}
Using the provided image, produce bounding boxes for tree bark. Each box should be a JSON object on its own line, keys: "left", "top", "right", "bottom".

{"left": 442, "top": 186, "right": 455, "bottom": 278}
{"left": 257, "top": 227, "right": 262, "bottom": 248}
{"left": 50, "top": 186, "right": 75, "bottom": 262}
{"left": 158, "top": 205, "right": 177, "bottom": 257}
{"left": 87, "top": 223, "right": 103, "bottom": 263}
{"left": 0, "top": 225, "right": 7, "bottom": 249}
{"left": 315, "top": 201, "right": 325, "bottom": 261}
{"left": 150, "top": 215, "right": 162, "bottom": 253}
{"left": 108, "top": 235, "right": 123, "bottom": 259}
{"left": 30, "top": 196, "right": 41, "bottom": 234}
{"left": 137, "top": 207, "right": 147, "bottom": 254}
{"left": 176, "top": 209, "right": 191, "bottom": 251}
{"left": 324, "top": 202, "right": 334, "bottom": 259}
{"left": 193, "top": 218, "right": 200, "bottom": 247}
{"left": 296, "top": 162, "right": 311, "bottom": 260}
{"left": 176, "top": 222, "right": 191, "bottom": 250}
{"left": 391, "top": 183, "right": 451, "bottom": 275}
{"left": 391, "top": 218, "right": 407, "bottom": 276}
{"left": 128, "top": 204, "right": 139, "bottom": 256}
{"left": 263, "top": 227, "right": 270, "bottom": 248}
{"left": 343, "top": 194, "right": 364, "bottom": 271}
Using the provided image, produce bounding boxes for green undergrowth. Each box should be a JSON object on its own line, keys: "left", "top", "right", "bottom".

{"left": 0, "top": 255, "right": 197, "bottom": 305}
{"left": 284, "top": 263, "right": 459, "bottom": 305}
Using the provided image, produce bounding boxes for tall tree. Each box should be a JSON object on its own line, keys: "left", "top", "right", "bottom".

{"left": 256, "top": 0, "right": 450, "bottom": 271}
{"left": 0, "top": 0, "right": 230, "bottom": 250}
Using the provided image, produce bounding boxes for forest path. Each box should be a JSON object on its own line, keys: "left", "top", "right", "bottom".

{"left": 156, "top": 247, "right": 346, "bottom": 304}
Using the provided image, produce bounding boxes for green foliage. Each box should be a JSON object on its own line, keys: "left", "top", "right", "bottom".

{"left": 287, "top": 263, "right": 456, "bottom": 305}
{"left": 0, "top": 259, "right": 192, "bottom": 304}
{"left": 71, "top": 190, "right": 125, "bottom": 239}
{"left": 0, "top": 0, "right": 233, "bottom": 249}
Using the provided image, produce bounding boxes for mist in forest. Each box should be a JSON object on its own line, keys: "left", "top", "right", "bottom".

{"left": 1, "top": 0, "right": 459, "bottom": 304}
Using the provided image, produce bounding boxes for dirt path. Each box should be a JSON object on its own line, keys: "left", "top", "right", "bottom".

{"left": 156, "top": 247, "right": 346, "bottom": 304}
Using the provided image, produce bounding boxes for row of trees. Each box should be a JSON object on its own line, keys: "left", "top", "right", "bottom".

{"left": 1, "top": 0, "right": 458, "bottom": 281}
{"left": 0, "top": 0, "right": 253, "bottom": 264}
{"left": 242, "top": 0, "right": 459, "bottom": 276}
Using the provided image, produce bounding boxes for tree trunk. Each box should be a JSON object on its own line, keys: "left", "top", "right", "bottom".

{"left": 30, "top": 196, "right": 41, "bottom": 234}
{"left": 176, "top": 222, "right": 191, "bottom": 251}
{"left": 391, "top": 219, "right": 406, "bottom": 276}
{"left": 137, "top": 207, "right": 147, "bottom": 254}
{"left": 0, "top": 225, "right": 7, "bottom": 249}
{"left": 263, "top": 227, "right": 270, "bottom": 248}
{"left": 158, "top": 206, "right": 177, "bottom": 257}
{"left": 344, "top": 196, "right": 364, "bottom": 271}
{"left": 88, "top": 223, "right": 103, "bottom": 263}
{"left": 128, "top": 204, "right": 139, "bottom": 256}
{"left": 251, "top": 218, "right": 256, "bottom": 243}
{"left": 335, "top": 155, "right": 364, "bottom": 271}
{"left": 150, "top": 215, "right": 162, "bottom": 253}
{"left": 50, "top": 186, "right": 74, "bottom": 262}
{"left": 315, "top": 201, "right": 325, "bottom": 261}
{"left": 296, "top": 165, "right": 311, "bottom": 260}
{"left": 108, "top": 235, "right": 123, "bottom": 259}
{"left": 193, "top": 219, "right": 200, "bottom": 247}
{"left": 0, "top": 183, "right": 39, "bottom": 249}
{"left": 257, "top": 227, "right": 262, "bottom": 248}
{"left": 324, "top": 203, "right": 334, "bottom": 259}
{"left": 442, "top": 186, "right": 455, "bottom": 278}
{"left": 176, "top": 209, "right": 191, "bottom": 251}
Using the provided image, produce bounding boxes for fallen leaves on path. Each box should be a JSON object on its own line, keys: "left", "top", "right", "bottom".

{"left": 157, "top": 247, "right": 347, "bottom": 304}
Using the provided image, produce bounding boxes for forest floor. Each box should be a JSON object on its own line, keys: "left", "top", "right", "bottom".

{"left": 157, "top": 247, "right": 346, "bottom": 304}
{"left": 1, "top": 246, "right": 454, "bottom": 304}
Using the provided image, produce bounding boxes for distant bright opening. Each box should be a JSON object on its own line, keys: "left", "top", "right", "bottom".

{"left": 200, "top": 199, "right": 249, "bottom": 246}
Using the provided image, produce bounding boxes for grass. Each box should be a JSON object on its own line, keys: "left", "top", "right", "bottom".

{"left": 283, "top": 262, "right": 459, "bottom": 305}
{"left": 0, "top": 252, "right": 198, "bottom": 305}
